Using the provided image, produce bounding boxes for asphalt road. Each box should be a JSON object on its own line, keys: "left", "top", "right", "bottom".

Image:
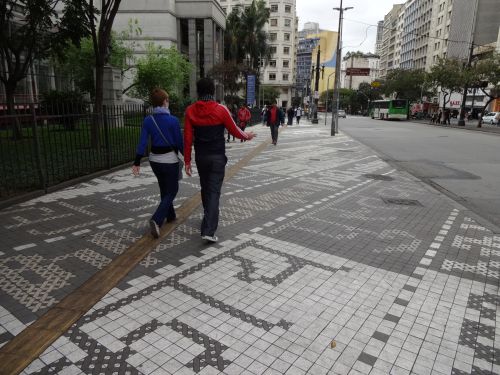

{"left": 336, "top": 115, "right": 500, "bottom": 231}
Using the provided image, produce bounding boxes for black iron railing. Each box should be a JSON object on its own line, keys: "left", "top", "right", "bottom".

{"left": 0, "top": 103, "right": 149, "bottom": 200}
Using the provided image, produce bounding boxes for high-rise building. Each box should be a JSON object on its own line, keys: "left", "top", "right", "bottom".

{"left": 399, "top": 0, "right": 432, "bottom": 70}
{"left": 447, "top": 0, "right": 500, "bottom": 60}
{"left": 378, "top": 0, "right": 500, "bottom": 77}
{"left": 296, "top": 22, "right": 322, "bottom": 102}
{"left": 379, "top": 4, "right": 403, "bottom": 78}
{"left": 219, "top": 0, "right": 298, "bottom": 107}
{"left": 375, "top": 21, "right": 384, "bottom": 55}
{"left": 113, "top": 0, "right": 226, "bottom": 99}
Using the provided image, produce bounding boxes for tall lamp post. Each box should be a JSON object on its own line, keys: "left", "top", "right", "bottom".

{"left": 311, "top": 48, "right": 321, "bottom": 124}
{"left": 331, "top": 1, "right": 353, "bottom": 136}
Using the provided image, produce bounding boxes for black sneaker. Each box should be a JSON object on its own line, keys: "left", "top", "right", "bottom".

{"left": 150, "top": 220, "right": 160, "bottom": 238}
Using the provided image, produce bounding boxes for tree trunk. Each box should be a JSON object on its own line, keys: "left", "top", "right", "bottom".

{"left": 478, "top": 97, "right": 494, "bottom": 128}
{"left": 92, "top": 59, "right": 104, "bottom": 149}
{"left": 5, "top": 83, "right": 22, "bottom": 140}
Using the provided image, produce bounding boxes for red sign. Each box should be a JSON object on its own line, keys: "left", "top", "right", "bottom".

{"left": 346, "top": 68, "right": 370, "bottom": 76}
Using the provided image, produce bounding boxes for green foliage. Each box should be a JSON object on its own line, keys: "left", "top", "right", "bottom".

{"left": 259, "top": 86, "right": 280, "bottom": 104}
{"left": 382, "top": 68, "right": 432, "bottom": 101}
{"left": 40, "top": 90, "right": 88, "bottom": 129}
{"left": 54, "top": 34, "right": 132, "bottom": 97}
{"left": 209, "top": 61, "right": 245, "bottom": 98}
{"left": 471, "top": 53, "right": 500, "bottom": 99}
{"left": 429, "top": 57, "right": 466, "bottom": 107}
{"left": 224, "top": 0, "right": 270, "bottom": 73}
{"left": 130, "top": 44, "right": 192, "bottom": 103}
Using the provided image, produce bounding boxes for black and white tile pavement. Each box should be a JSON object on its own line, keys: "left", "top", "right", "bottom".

{"left": 1, "top": 120, "right": 498, "bottom": 374}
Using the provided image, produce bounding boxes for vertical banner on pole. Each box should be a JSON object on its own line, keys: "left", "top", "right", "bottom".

{"left": 246, "top": 75, "right": 256, "bottom": 107}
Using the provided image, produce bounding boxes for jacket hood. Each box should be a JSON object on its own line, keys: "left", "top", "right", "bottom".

{"left": 188, "top": 100, "right": 221, "bottom": 123}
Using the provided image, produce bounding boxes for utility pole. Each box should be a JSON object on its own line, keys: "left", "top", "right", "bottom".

{"left": 325, "top": 71, "right": 335, "bottom": 125}
{"left": 331, "top": 1, "right": 353, "bottom": 136}
{"left": 458, "top": 1, "right": 477, "bottom": 126}
{"left": 312, "top": 48, "right": 321, "bottom": 124}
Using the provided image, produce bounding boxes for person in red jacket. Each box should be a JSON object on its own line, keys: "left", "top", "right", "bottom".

{"left": 184, "top": 78, "right": 256, "bottom": 242}
{"left": 237, "top": 104, "right": 252, "bottom": 142}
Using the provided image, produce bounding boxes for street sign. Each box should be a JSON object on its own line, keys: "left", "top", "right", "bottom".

{"left": 371, "top": 81, "right": 381, "bottom": 88}
{"left": 346, "top": 68, "right": 370, "bottom": 76}
{"left": 314, "top": 91, "right": 319, "bottom": 99}
{"left": 246, "top": 75, "right": 256, "bottom": 106}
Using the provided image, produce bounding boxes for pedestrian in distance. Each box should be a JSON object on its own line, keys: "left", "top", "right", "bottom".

{"left": 132, "top": 88, "right": 184, "bottom": 239}
{"left": 226, "top": 104, "right": 237, "bottom": 142}
{"left": 265, "top": 100, "right": 285, "bottom": 145}
{"left": 184, "top": 78, "right": 257, "bottom": 243}
{"left": 261, "top": 105, "right": 267, "bottom": 125}
{"left": 287, "top": 106, "right": 294, "bottom": 125}
{"left": 237, "top": 103, "right": 252, "bottom": 142}
{"left": 295, "top": 106, "right": 303, "bottom": 125}
{"left": 437, "top": 110, "right": 442, "bottom": 125}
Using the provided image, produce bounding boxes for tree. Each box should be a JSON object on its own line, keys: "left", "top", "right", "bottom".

{"left": 259, "top": 85, "right": 280, "bottom": 105}
{"left": 54, "top": 33, "right": 131, "bottom": 97}
{"left": 129, "top": 44, "right": 192, "bottom": 110}
{"left": 224, "top": 8, "right": 244, "bottom": 63}
{"left": 429, "top": 57, "right": 466, "bottom": 112}
{"left": 470, "top": 53, "right": 500, "bottom": 124}
{"left": 209, "top": 61, "right": 244, "bottom": 107}
{"left": 383, "top": 68, "right": 432, "bottom": 102}
{"left": 63, "top": 0, "right": 122, "bottom": 147}
{"left": 239, "top": 0, "right": 270, "bottom": 73}
{"left": 0, "top": 0, "right": 87, "bottom": 138}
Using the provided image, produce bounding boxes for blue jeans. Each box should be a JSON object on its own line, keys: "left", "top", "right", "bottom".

{"left": 195, "top": 154, "right": 227, "bottom": 236}
{"left": 149, "top": 161, "right": 179, "bottom": 226}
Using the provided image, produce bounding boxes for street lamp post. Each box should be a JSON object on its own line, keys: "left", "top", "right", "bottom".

{"left": 312, "top": 48, "right": 321, "bottom": 124}
{"left": 325, "top": 71, "right": 336, "bottom": 125}
{"left": 331, "top": 1, "right": 353, "bottom": 136}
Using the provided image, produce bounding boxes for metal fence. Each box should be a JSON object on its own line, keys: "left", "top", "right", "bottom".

{"left": 0, "top": 102, "right": 148, "bottom": 200}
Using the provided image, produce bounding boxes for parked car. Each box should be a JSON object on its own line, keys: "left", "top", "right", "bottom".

{"left": 338, "top": 109, "right": 346, "bottom": 118}
{"left": 482, "top": 112, "right": 499, "bottom": 125}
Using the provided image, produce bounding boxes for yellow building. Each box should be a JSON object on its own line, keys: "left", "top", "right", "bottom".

{"left": 307, "top": 30, "right": 339, "bottom": 97}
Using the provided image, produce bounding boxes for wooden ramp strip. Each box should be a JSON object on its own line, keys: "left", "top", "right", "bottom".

{"left": 0, "top": 137, "right": 272, "bottom": 375}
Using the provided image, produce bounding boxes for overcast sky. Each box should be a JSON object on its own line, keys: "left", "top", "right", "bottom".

{"left": 296, "top": 0, "right": 400, "bottom": 54}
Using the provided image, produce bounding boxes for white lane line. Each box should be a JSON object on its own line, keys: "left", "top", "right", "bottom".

{"left": 72, "top": 229, "right": 91, "bottom": 236}
{"left": 13, "top": 243, "right": 37, "bottom": 251}
{"left": 45, "top": 236, "right": 66, "bottom": 243}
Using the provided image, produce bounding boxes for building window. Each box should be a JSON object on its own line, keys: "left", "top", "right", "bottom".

{"left": 283, "top": 60, "right": 289, "bottom": 68}
{"left": 269, "top": 73, "right": 276, "bottom": 81}
{"left": 270, "top": 19, "right": 278, "bottom": 27}
{"left": 284, "top": 19, "right": 291, "bottom": 27}
{"left": 222, "top": 7, "right": 226, "bottom": 13}
{"left": 270, "top": 60, "right": 277, "bottom": 67}
{"left": 283, "top": 74, "right": 289, "bottom": 81}
{"left": 284, "top": 33, "right": 290, "bottom": 41}
{"left": 270, "top": 33, "right": 277, "bottom": 41}
{"left": 283, "top": 46, "right": 290, "bottom": 54}
{"left": 270, "top": 4, "right": 278, "bottom": 12}
{"left": 270, "top": 46, "right": 277, "bottom": 54}
{"left": 285, "top": 5, "right": 291, "bottom": 13}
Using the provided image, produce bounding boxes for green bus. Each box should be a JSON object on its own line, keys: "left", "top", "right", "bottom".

{"left": 370, "top": 99, "right": 409, "bottom": 120}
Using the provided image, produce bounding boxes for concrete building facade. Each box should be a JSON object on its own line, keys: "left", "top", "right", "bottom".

{"left": 374, "top": 21, "right": 384, "bottom": 56}
{"left": 379, "top": 4, "right": 403, "bottom": 78}
{"left": 218, "top": 0, "right": 298, "bottom": 107}
{"left": 340, "top": 53, "right": 380, "bottom": 90}
{"left": 114, "top": 0, "right": 226, "bottom": 99}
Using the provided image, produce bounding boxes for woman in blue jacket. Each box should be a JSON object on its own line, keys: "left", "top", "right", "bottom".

{"left": 132, "top": 88, "right": 184, "bottom": 238}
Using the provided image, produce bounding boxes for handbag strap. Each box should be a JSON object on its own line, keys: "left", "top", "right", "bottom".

{"left": 149, "top": 115, "right": 178, "bottom": 154}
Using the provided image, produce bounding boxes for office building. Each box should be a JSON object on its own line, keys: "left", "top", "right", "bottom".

{"left": 340, "top": 53, "right": 380, "bottom": 90}
{"left": 219, "top": 0, "right": 298, "bottom": 107}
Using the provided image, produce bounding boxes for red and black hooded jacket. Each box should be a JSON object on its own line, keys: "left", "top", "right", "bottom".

{"left": 184, "top": 101, "right": 249, "bottom": 165}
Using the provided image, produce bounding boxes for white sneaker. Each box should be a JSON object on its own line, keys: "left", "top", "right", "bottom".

{"left": 150, "top": 220, "right": 160, "bottom": 239}
{"left": 201, "top": 235, "right": 218, "bottom": 243}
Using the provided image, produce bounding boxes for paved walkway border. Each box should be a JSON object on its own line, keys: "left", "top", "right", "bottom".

{"left": 0, "top": 135, "right": 272, "bottom": 375}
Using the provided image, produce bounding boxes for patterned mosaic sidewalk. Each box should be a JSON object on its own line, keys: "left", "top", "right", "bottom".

{"left": 1, "top": 120, "right": 499, "bottom": 375}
